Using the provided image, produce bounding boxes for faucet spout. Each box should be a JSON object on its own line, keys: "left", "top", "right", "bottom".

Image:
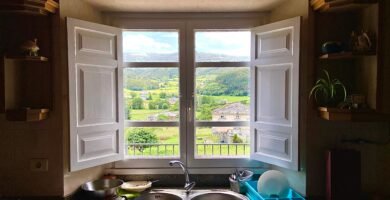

{"left": 169, "top": 160, "right": 196, "bottom": 193}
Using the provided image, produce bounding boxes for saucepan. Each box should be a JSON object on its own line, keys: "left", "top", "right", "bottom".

{"left": 81, "top": 179, "right": 124, "bottom": 199}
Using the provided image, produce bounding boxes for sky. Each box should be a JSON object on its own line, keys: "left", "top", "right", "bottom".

{"left": 123, "top": 30, "right": 251, "bottom": 61}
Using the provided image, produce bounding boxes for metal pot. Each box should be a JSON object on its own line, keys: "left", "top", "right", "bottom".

{"left": 81, "top": 179, "right": 124, "bottom": 199}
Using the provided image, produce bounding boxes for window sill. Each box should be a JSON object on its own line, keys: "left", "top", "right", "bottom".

{"left": 104, "top": 167, "right": 268, "bottom": 175}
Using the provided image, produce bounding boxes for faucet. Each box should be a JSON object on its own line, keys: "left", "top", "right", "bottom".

{"left": 169, "top": 160, "right": 196, "bottom": 194}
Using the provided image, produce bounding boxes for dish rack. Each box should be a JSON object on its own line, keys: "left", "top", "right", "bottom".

{"left": 244, "top": 181, "right": 305, "bottom": 200}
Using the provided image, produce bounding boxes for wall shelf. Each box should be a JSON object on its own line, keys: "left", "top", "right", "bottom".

{"left": 311, "top": 0, "right": 378, "bottom": 13}
{"left": 0, "top": 0, "right": 59, "bottom": 16}
{"left": 312, "top": 1, "right": 383, "bottom": 121}
{"left": 319, "top": 51, "right": 376, "bottom": 60}
{"left": 5, "top": 108, "right": 49, "bottom": 121}
{"left": 318, "top": 107, "right": 389, "bottom": 121}
{"left": 5, "top": 55, "right": 48, "bottom": 62}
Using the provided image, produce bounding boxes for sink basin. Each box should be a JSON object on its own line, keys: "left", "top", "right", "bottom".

{"left": 134, "top": 192, "right": 183, "bottom": 200}
{"left": 190, "top": 191, "right": 249, "bottom": 200}
{"left": 134, "top": 189, "right": 248, "bottom": 200}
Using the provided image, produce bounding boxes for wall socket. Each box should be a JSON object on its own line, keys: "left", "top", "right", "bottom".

{"left": 30, "top": 158, "right": 49, "bottom": 171}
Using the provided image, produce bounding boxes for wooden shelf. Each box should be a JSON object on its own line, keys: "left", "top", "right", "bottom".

{"left": 311, "top": 0, "right": 378, "bottom": 13}
{"left": 5, "top": 55, "right": 48, "bottom": 62}
{"left": 5, "top": 108, "right": 49, "bottom": 121}
{"left": 0, "top": 0, "right": 58, "bottom": 16}
{"left": 317, "top": 107, "right": 389, "bottom": 121}
{"left": 319, "top": 51, "right": 376, "bottom": 60}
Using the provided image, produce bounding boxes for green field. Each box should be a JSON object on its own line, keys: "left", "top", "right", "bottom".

{"left": 124, "top": 67, "right": 250, "bottom": 157}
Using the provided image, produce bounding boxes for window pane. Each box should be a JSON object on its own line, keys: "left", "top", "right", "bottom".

{"left": 126, "top": 127, "right": 180, "bottom": 158}
{"left": 124, "top": 68, "right": 179, "bottom": 121}
{"left": 195, "top": 31, "right": 250, "bottom": 62}
{"left": 123, "top": 31, "right": 179, "bottom": 62}
{"left": 195, "top": 127, "right": 249, "bottom": 158}
{"left": 195, "top": 67, "right": 250, "bottom": 121}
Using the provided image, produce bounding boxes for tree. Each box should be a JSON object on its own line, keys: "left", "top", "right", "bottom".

{"left": 161, "top": 103, "right": 169, "bottom": 109}
{"left": 232, "top": 134, "right": 243, "bottom": 143}
{"left": 132, "top": 97, "right": 144, "bottom": 109}
{"left": 216, "top": 70, "right": 248, "bottom": 96}
{"left": 159, "top": 92, "right": 167, "bottom": 99}
{"left": 127, "top": 128, "right": 158, "bottom": 152}
{"left": 198, "top": 105, "right": 212, "bottom": 120}
{"left": 147, "top": 93, "right": 153, "bottom": 100}
{"left": 127, "top": 109, "right": 132, "bottom": 120}
{"left": 130, "top": 92, "right": 137, "bottom": 98}
{"left": 198, "top": 82, "right": 227, "bottom": 96}
{"left": 148, "top": 101, "right": 157, "bottom": 110}
{"left": 155, "top": 99, "right": 169, "bottom": 109}
{"left": 169, "top": 102, "right": 179, "bottom": 111}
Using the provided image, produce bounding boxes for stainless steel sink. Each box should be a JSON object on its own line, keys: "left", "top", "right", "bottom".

{"left": 135, "top": 189, "right": 248, "bottom": 200}
{"left": 134, "top": 192, "right": 182, "bottom": 200}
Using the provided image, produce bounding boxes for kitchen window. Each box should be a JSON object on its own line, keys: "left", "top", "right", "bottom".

{"left": 194, "top": 31, "right": 251, "bottom": 159}
{"left": 119, "top": 29, "right": 255, "bottom": 168}
{"left": 67, "top": 16, "right": 300, "bottom": 172}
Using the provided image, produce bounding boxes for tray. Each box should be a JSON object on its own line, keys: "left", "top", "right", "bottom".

{"left": 244, "top": 181, "right": 305, "bottom": 200}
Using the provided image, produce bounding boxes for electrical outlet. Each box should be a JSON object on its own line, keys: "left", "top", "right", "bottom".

{"left": 30, "top": 159, "right": 48, "bottom": 171}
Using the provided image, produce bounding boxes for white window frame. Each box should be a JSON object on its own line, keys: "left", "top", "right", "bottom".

{"left": 115, "top": 21, "right": 188, "bottom": 169}
{"left": 186, "top": 21, "right": 262, "bottom": 168}
{"left": 115, "top": 17, "right": 268, "bottom": 170}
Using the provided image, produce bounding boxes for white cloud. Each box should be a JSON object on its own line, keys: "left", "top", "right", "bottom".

{"left": 123, "top": 32, "right": 177, "bottom": 54}
{"left": 196, "top": 31, "right": 250, "bottom": 57}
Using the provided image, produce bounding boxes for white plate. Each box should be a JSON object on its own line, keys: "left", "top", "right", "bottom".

{"left": 121, "top": 181, "right": 152, "bottom": 192}
{"left": 257, "top": 170, "right": 289, "bottom": 198}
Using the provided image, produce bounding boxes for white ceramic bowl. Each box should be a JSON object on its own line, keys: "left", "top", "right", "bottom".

{"left": 121, "top": 181, "right": 152, "bottom": 192}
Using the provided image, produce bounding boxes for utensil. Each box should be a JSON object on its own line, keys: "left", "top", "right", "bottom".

{"left": 81, "top": 179, "right": 124, "bottom": 198}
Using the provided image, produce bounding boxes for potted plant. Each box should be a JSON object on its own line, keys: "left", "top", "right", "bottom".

{"left": 309, "top": 69, "right": 347, "bottom": 107}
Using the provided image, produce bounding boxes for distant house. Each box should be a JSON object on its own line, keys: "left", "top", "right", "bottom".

{"left": 212, "top": 102, "right": 249, "bottom": 121}
{"left": 162, "top": 111, "right": 179, "bottom": 120}
{"left": 140, "top": 91, "right": 149, "bottom": 100}
{"left": 168, "top": 97, "right": 178, "bottom": 105}
{"left": 211, "top": 102, "right": 249, "bottom": 143}
{"left": 148, "top": 111, "right": 179, "bottom": 121}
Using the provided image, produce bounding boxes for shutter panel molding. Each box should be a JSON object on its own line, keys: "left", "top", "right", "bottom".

{"left": 67, "top": 17, "right": 124, "bottom": 172}
{"left": 250, "top": 16, "right": 301, "bottom": 171}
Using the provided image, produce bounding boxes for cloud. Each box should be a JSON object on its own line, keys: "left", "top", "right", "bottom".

{"left": 195, "top": 31, "right": 250, "bottom": 57}
{"left": 123, "top": 32, "right": 178, "bottom": 54}
{"left": 123, "top": 31, "right": 250, "bottom": 58}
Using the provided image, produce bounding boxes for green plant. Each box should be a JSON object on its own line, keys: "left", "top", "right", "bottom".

{"left": 127, "top": 128, "right": 158, "bottom": 152}
{"left": 309, "top": 70, "right": 347, "bottom": 107}
{"left": 232, "top": 134, "right": 243, "bottom": 143}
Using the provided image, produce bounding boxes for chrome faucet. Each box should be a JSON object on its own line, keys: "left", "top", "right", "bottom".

{"left": 169, "top": 160, "right": 196, "bottom": 193}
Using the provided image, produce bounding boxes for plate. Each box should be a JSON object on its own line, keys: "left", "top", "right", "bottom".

{"left": 120, "top": 181, "right": 152, "bottom": 192}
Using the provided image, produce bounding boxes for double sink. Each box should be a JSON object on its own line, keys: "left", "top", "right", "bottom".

{"left": 135, "top": 189, "right": 249, "bottom": 200}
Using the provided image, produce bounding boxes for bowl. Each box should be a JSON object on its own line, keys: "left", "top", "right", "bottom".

{"left": 121, "top": 181, "right": 152, "bottom": 192}
{"left": 81, "top": 179, "right": 124, "bottom": 198}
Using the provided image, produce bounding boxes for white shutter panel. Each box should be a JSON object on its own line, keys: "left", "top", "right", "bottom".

{"left": 250, "top": 17, "right": 300, "bottom": 170}
{"left": 67, "top": 18, "right": 124, "bottom": 171}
